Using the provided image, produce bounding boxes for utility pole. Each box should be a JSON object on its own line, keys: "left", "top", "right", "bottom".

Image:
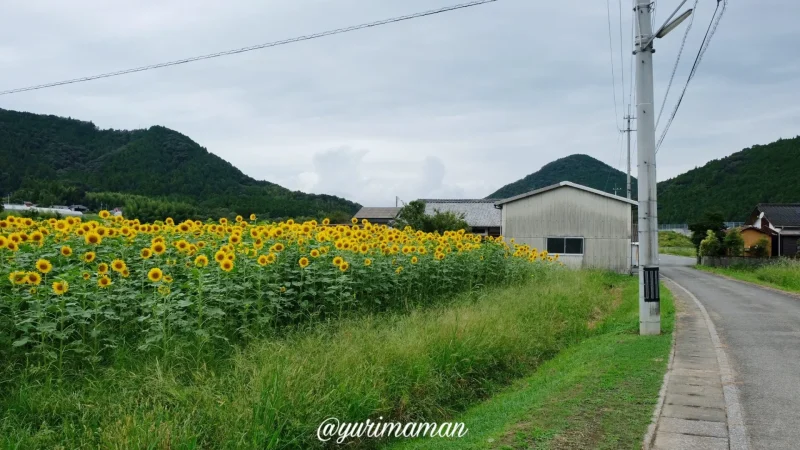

{"left": 635, "top": 0, "right": 660, "bottom": 335}
{"left": 624, "top": 105, "right": 634, "bottom": 199}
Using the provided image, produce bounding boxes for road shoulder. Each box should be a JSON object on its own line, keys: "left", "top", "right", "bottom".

{"left": 646, "top": 277, "right": 750, "bottom": 450}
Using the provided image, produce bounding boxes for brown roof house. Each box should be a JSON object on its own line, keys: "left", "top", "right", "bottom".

{"left": 352, "top": 207, "right": 401, "bottom": 225}
{"left": 744, "top": 204, "right": 800, "bottom": 257}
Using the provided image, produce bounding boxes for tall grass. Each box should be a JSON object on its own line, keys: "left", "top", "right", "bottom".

{"left": 702, "top": 258, "right": 800, "bottom": 293}
{"left": 1, "top": 269, "right": 629, "bottom": 449}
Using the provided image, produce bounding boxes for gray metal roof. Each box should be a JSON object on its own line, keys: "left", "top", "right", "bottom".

{"left": 353, "top": 207, "right": 401, "bottom": 220}
{"left": 493, "top": 181, "right": 638, "bottom": 206}
{"left": 757, "top": 204, "right": 800, "bottom": 227}
{"left": 422, "top": 199, "right": 501, "bottom": 228}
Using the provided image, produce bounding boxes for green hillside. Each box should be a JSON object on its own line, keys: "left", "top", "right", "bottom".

{"left": 489, "top": 136, "right": 800, "bottom": 223}
{"left": 488, "top": 154, "right": 638, "bottom": 199}
{"left": 658, "top": 136, "right": 800, "bottom": 223}
{"left": 0, "top": 108, "right": 359, "bottom": 221}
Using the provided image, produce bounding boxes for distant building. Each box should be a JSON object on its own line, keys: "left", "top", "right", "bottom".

{"left": 744, "top": 204, "right": 800, "bottom": 257}
{"left": 494, "top": 181, "right": 636, "bottom": 272}
{"left": 353, "top": 207, "right": 402, "bottom": 225}
{"left": 422, "top": 199, "right": 502, "bottom": 237}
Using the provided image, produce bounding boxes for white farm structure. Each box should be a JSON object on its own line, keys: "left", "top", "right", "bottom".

{"left": 494, "top": 181, "right": 636, "bottom": 273}
{"left": 2, "top": 204, "right": 84, "bottom": 217}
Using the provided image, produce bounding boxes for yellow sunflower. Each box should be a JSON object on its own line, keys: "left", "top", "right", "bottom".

{"left": 257, "top": 255, "right": 269, "bottom": 266}
{"left": 152, "top": 242, "right": 166, "bottom": 255}
{"left": 97, "top": 263, "right": 109, "bottom": 275}
{"left": 339, "top": 262, "right": 350, "bottom": 272}
{"left": 83, "top": 251, "right": 97, "bottom": 263}
{"left": 111, "top": 259, "right": 127, "bottom": 273}
{"left": 35, "top": 259, "right": 53, "bottom": 274}
{"left": 195, "top": 255, "right": 209, "bottom": 267}
{"left": 298, "top": 257, "right": 310, "bottom": 268}
{"left": 364, "top": 258, "right": 372, "bottom": 266}
{"left": 84, "top": 232, "right": 102, "bottom": 245}
{"left": 9, "top": 271, "right": 27, "bottom": 285}
{"left": 141, "top": 248, "right": 153, "bottom": 259}
{"left": 220, "top": 260, "right": 234, "bottom": 272}
{"left": 148, "top": 267, "right": 163, "bottom": 282}
{"left": 27, "top": 272, "right": 42, "bottom": 285}
{"left": 98, "top": 275, "right": 112, "bottom": 288}
{"left": 60, "top": 246, "right": 73, "bottom": 257}
{"left": 52, "top": 280, "right": 69, "bottom": 295}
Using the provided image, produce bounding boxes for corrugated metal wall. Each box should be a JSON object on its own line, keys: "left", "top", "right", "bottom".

{"left": 500, "top": 186, "right": 632, "bottom": 272}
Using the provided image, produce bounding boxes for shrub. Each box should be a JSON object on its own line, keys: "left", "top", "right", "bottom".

{"left": 723, "top": 228, "right": 745, "bottom": 256}
{"left": 700, "top": 230, "right": 722, "bottom": 257}
{"left": 751, "top": 237, "right": 770, "bottom": 258}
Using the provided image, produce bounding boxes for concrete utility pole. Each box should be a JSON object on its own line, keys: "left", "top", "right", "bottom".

{"left": 635, "top": 0, "right": 660, "bottom": 335}
{"left": 624, "top": 105, "right": 634, "bottom": 200}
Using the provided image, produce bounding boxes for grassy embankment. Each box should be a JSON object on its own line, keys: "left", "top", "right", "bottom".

{"left": 1, "top": 269, "right": 673, "bottom": 449}
{"left": 697, "top": 259, "right": 800, "bottom": 293}
{"left": 391, "top": 281, "right": 674, "bottom": 450}
{"left": 659, "top": 231, "right": 696, "bottom": 257}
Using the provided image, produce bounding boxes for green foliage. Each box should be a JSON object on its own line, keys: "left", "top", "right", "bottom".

{"left": 659, "top": 231, "right": 692, "bottom": 248}
{"left": 0, "top": 108, "right": 360, "bottom": 219}
{"left": 85, "top": 192, "right": 199, "bottom": 222}
{"left": 689, "top": 212, "right": 725, "bottom": 253}
{"left": 723, "top": 228, "right": 745, "bottom": 256}
{"left": 488, "top": 154, "right": 638, "bottom": 199}
{"left": 700, "top": 230, "right": 723, "bottom": 257}
{"left": 1, "top": 270, "right": 631, "bottom": 449}
{"left": 751, "top": 237, "right": 770, "bottom": 258}
{"left": 396, "top": 200, "right": 470, "bottom": 233}
{"left": 658, "top": 135, "right": 800, "bottom": 222}
{"left": 492, "top": 136, "right": 800, "bottom": 223}
{"left": 395, "top": 200, "right": 427, "bottom": 230}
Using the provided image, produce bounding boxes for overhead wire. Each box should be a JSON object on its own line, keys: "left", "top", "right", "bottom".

{"left": 655, "top": 0, "right": 700, "bottom": 131}
{"left": 0, "top": 0, "right": 497, "bottom": 96}
{"left": 656, "top": 0, "right": 727, "bottom": 153}
{"left": 606, "top": 0, "right": 623, "bottom": 130}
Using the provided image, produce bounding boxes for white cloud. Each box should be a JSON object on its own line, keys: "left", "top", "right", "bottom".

{"left": 1, "top": 0, "right": 797, "bottom": 206}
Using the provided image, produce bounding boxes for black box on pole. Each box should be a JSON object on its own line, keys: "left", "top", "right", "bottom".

{"left": 643, "top": 266, "right": 660, "bottom": 303}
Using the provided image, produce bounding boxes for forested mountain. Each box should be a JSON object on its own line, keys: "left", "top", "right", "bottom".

{"left": 0, "top": 108, "right": 360, "bottom": 221}
{"left": 488, "top": 154, "right": 638, "bottom": 199}
{"left": 657, "top": 136, "right": 800, "bottom": 223}
{"left": 489, "top": 136, "right": 800, "bottom": 223}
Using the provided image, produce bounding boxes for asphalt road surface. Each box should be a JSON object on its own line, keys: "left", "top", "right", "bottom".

{"left": 660, "top": 254, "right": 800, "bottom": 450}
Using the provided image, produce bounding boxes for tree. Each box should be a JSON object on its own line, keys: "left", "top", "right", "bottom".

{"left": 689, "top": 212, "right": 725, "bottom": 262}
{"left": 700, "top": 230, "right": 722, "bottom": 257}
{"left": 395, "top": 200, "right": 427, "bottom": 231}
{"left": 395, "top": 201, "right": 469, "bottom": 233}
{"left": 425, "top": 210, "right": 469, "bottom": 233}
{"left": 723, "top": 228, "right": 745, "bottom": 256}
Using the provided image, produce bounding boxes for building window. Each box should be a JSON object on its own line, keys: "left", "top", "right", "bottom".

{"left": 546, "top": 237, "right": 584, "bottom": 255}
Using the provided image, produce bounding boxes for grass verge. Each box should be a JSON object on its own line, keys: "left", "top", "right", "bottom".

{"left": 2, "top": 269, "right": 636, "bottom": 449}
{"left": 660, "top": 247, "right": 696, "bottom": 257}
{"left": 696, "top": 261, "right": 800, "bottom": 293}
{"left": 389, "top": 281, "right": 674, "bottom": 450}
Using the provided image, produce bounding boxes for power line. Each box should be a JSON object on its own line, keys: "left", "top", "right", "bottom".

{"left": 618, "top": 2, "right": 625, "bottom": 99}
{"left": 655, "top": 0, "right": 700, "bottom": 131}
{"left": 606, "top": 0, "right": 622, "bottom": 130}
{"left": 656, "top": 0, "right": 727, "bottom": 153}
{"left": 0, "top": 0, "right": 497, "bottom": 96}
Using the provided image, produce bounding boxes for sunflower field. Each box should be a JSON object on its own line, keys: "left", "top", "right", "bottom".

{"left": 0, "top": 212, "right": 558, "bottom": 370}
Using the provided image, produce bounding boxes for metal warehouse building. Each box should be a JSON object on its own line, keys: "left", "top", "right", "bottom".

{"left": 494, "top": 181, "right": 636, "bottom": 273}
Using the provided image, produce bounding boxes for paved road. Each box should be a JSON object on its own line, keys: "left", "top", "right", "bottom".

{"left": 660, "top": 254, "right": 800, "bottom": 450}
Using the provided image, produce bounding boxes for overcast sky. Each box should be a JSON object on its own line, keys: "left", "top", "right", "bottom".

{"left": 1, "top": 0, "right": 798, "bottom": 206}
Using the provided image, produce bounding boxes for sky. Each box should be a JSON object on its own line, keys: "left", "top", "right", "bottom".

{"left": 1, "top": 0, "right": 798, "bottom": 206}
